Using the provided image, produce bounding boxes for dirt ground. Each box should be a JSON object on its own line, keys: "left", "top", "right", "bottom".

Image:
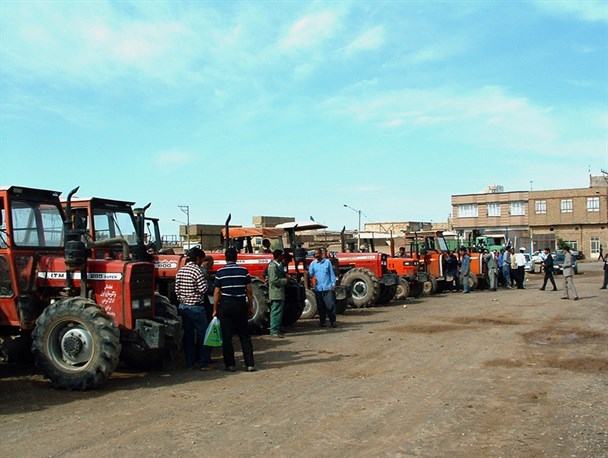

{"left": 1, "top": 263, "right": 607, "bottom": 457}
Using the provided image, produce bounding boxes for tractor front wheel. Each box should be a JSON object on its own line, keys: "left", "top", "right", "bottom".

{"left": 300, "top": 289, "right": 318, "bottom": 319}
{"left": 32, "top": 297, "right": 120, "bottom": 390}
{"left": 395, "top": 278, "right": 411, "bottom": 300}
{"left": 248, "top": 280, "right": 269, "bottom": 334}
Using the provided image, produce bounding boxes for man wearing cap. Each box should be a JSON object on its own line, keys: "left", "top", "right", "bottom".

{"left": 175, "top": 247, "right": 212, "bottom": 370}
{"left": 514, "top": 247, "right": 527, "bottom": 289}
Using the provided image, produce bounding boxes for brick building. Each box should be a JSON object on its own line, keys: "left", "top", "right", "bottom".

{"left": 451, "top": 187, "right": 531, "bottom": 249}
{"left": 529, "top": 180, "right": 608, "bottom": 257}
{"left": 451, "top": 176, "right": 608, "bottom": 258}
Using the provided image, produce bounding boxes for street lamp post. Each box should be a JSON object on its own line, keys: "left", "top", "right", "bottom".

{"left": 343, "top": 204, "right": 362, "bottom": 251}
{"left": 177, "top": 204, "right": 190, "bottom": 248}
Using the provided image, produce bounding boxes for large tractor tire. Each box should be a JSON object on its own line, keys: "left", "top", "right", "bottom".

{"left": 409, "top": 281, "right": 424, "bottom": 298}
{"left": 342, "top": 268, "right": 381, "bottom": 308}
{"left": 336, "top": 298, "right": 348, "bottom": 315}
{"left": 0, "top": 334, "right": 34, "bottom": 363}
{"left": 248, "top": 280, "right": 269, "bottom": 334}
{"left": 395, "top": 278, "right": 411, "bottom": 300}
{"left": 32, "top": 297, "right": 121, "bottom": 390}
{"left": 154, "top": 292, "right": 183, "bottom": 349}
{"left": 300, "top": 289, "right": 318, "bottom": 319}
{"left": 376, "top": 284, "right": 397, "bottom": 305}
{"left": 422, "top": 277, "right": 438, "bottom": 295}
{"left": 460, "top": 272, "right": 479, "bottom": 291}
{"left": 282, "top": 281, "right": 304, "bottom": 327}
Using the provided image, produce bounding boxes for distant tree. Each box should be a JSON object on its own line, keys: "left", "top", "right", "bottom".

{"left": 556, "top": 238, "right": 567, "bottom": 250}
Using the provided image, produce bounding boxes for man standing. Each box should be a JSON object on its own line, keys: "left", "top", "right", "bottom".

{"left": 514, "top": 248, "right": 527, "bottom": 289}
{"left": 308, "top": 248, "right": 337, "bottom": 327}
{"left": 502, "top": 248, "right": 512, "bottom": 288}
{"left": 175, "top": 247, "right": 211, "bottom": 371}
{"left": 561, "top": 246, "right": 579, "bottom": 301}
{"left": 539, "top": 248, "right": 558, "bottom": 291}
{"left": 600, "top": 247, "right": 608, "bottom": 290}
{"left": 267, "top": 249, "right": 289, "bottom": 337}
{"left": 483, "top": 249, "right": 498, "bottom": 291}
{"left": 459, "top": 247, "right": 471, "bottom": 294}
{"left": 213, "top": 247, "right": 256, "bottom": 372}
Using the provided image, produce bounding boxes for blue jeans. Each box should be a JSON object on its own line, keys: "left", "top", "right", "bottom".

{"left": 502, "top": 265, "right": 511, "bottom": 287}
{"left": 462, "top": 272, "right": 471, "bottom": 293}
{"left": 315, "top": 290, "right": 337, "bottom": 324}
{"left": 178, "top": 305, "right": 211, "bottom": 368}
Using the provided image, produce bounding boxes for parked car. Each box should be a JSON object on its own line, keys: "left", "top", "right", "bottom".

{"left": 552, "top": 252, "right": 579, "bottom": 275}
{"left": 531, "top": 251, "right": 545, "bottom": 265}
{"left": 524, "top": 253, "right": 536, "bottom": 273}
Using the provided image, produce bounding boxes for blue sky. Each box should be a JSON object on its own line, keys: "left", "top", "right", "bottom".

{"left": 1, "top": 0, "right": 607, "bottom": 236}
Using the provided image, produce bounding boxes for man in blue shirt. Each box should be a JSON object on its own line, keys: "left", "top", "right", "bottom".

{"left": 308, "top": 248, "right": 337, "bottom": 327}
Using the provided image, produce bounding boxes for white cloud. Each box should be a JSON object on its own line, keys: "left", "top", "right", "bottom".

{"left": 154, "top": 150, "right": 193, "bottom": 168}
{"left": 534, "top": 0, "right": 608, "bottom": 22}
{"left": 322, "top": 85, "right": 604, "bottom": 158}
{"left": 278, "top": 11, "right": 338, "bottom": 51}
{"left": 344, "top": 26, "right": 385, "bottom": 55}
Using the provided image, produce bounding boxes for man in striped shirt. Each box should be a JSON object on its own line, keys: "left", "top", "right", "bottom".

{"left": 176, "top": 247, "right": 211, "bottom": 370}
{"left": 213, "top": 247, "right": 255, "bottom": 372}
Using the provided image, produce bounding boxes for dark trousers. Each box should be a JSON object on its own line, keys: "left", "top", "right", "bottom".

{"left": 178, "top": 305, "right": 211, "bottom": 368}
{"left": 541, "top": 271, "right": 557, "bottom": 290}
{"left": 516, "top": 266, "right": 525, "bottom": 289}
{"left": 602, "top": 269, "right": 608, "bottom": 288}
{"left": 446, "top": 271, "right": 460, "bottom": 291}
{"left": 315, "top": 290, "right": 337, "bottom": 324}
{"left": 218, "top": 300, "right": 254, "bottom": 368}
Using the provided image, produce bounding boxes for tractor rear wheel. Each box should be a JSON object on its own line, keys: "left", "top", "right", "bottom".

{"left": 342, "top": 268, "right": 381, "bottom": 308}
{"left": 395, "top": 278, "right": 411, "bottom": 300}
{"left": 422, "top": 277, "right": 438, "bottom": 295}
{"left": 300, "top": 289, "right": 318, "bottom": 319}
{"left": 32, "top": 297, "right": 120, "bottom": 390}
{"left": 248, "top": 280, "right": 269, "bottom": 334}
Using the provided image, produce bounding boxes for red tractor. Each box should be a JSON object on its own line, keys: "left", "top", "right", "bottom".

{"left": 335, "top": 230, "right": 399, "bottom": 308}
{"left": 403, "top": 230, "right": 482, "bottom": 293}
{"left": 62, "top": 196, "right": 305, "bottom": 334}
{"left": 0, "top": 186, "right": 180, "bottom": 390}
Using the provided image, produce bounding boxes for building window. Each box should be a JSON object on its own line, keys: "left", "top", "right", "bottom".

{"left": 587, "top": 197, "right": 600, "bottom": 212}
{"left": 590, "top": 237, "right": 601, "bottom": 256}
{"left": 560, "top": 199, "right": 573, "bottom": 213}
{"left": 564, "top": 240, "right": 578, "bottom": 251}
{"left": 534, "top": 200, "right": 546, "bottom": 214}
{"left": 510, "top": 201, "right": 525, "bottom": 216}
{"left": 458, "top": 204, "right": 478, "bottom": 218}
{"left": 487, "top": 203, "right": 501, "bottom": 217}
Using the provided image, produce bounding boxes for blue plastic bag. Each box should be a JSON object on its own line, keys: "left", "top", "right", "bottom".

{"left": 204, "top": 317, "right": 223, "bottom": 347}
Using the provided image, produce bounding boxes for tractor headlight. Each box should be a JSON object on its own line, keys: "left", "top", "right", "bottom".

{"left": 142, "top": 298, "right": 152, "bottom": 309}
{"left": 132, "top": 299, "right": 141, "bottom": 310}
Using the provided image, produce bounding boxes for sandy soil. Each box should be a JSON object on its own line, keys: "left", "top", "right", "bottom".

{"left": 1, "top": 263, "right": 607, "bottom": 457}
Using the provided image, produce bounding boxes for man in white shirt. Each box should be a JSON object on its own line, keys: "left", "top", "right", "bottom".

{"left": 514, "top": 248, "right": 527, "bottom": 289}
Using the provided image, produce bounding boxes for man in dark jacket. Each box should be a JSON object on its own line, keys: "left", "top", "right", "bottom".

{"left": 539, "top": 248, "right": 557, "bottom": 291}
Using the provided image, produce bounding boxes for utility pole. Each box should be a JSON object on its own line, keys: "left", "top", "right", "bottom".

{"left": 178, "top": 204, "right": 190, "bottom": 248}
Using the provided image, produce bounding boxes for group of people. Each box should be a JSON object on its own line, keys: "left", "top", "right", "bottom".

{"left": 440, "top": 245, "right": 580, "bottom": 300}
{"left": 175, "top": 246, "right": 256, "bottom": 373}
{"left": 174, "top": 245, "right": 339, "bottom": 373}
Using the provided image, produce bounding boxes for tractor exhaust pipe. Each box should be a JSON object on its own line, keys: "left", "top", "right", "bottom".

{"left": 224, "top": 214, "right": 232, "bottom": 250}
